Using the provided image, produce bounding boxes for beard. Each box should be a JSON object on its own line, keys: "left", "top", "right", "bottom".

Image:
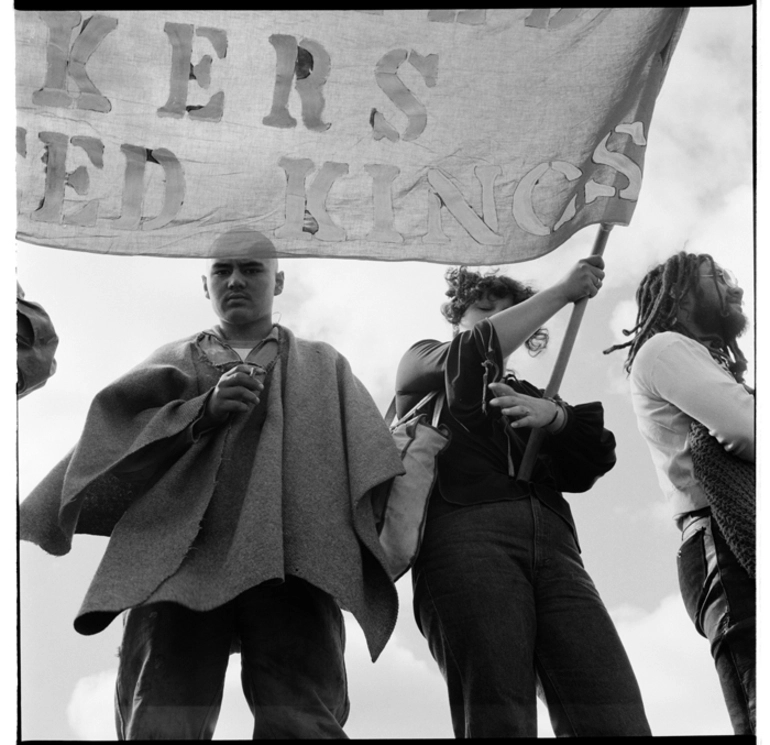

{"left": 692, "top": 300, "right": 748, "bottom": 342}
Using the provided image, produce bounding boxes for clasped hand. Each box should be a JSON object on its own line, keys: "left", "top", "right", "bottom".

{"left": 487, "top": 382, "right": 559, "bottom": 430}
{"left": 204, "top": 365, "right": 264, "bottom": 424}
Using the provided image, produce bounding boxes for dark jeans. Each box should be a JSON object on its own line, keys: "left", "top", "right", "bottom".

{"left": 115, "top": 577, "right": 349, "bottom": 740}
{"left": 677, "top": 513, "right": 756, "bottom": 734}
{"left": 412, "top": 497, "right": 651, "bottom": 738}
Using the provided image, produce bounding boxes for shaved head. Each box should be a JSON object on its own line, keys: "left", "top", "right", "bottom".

{"left": 201, "top": 228, "right": 285, "bottom": 339}
{"left": 206, "top": 228, "right": 279, "bottom": 269}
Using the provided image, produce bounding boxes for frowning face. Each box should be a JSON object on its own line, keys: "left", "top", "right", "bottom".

{"left": 203, "top": 256, "right": 284, "bottom": 328}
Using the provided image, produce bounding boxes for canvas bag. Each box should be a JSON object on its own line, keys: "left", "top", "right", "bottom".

{"left": 688, "top": 421, "right": 755, "bottom": 578}
{"left": 378, "top": 391, "right": 450, "bottom": 580}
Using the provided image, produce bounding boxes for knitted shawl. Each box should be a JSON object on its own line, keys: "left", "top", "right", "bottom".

{"left": 19, "top": 326, "right": 404, "bottom": 661}
{"left": 689, "top": 421, "right": 755, "bottom": 578}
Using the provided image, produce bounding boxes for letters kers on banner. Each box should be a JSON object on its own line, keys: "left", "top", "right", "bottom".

{"left": 15, "top": 9, "right": 687, "bottom": 263}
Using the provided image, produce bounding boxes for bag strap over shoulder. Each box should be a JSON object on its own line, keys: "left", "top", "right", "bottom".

{"left": 431, "top": 391, "right": 445, "bottom": 428}
{"left": 386, "top": 389, "right": 445, "bottom": 427}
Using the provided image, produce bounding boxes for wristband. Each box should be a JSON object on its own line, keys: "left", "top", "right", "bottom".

{"left": 545, "top": 404, "right": 560, "bottom": 427}
{"left": 543, "top": 396, "right": 567, "bottom": 432}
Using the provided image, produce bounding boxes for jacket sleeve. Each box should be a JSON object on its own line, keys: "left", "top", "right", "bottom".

{"left": 444, "top": 319, "right": 616, "bottom": 491}
{"left": 395, "top": 330, "right": 494, "bottom": 429}
{"left": 394, "top": 339, "right": 448, "bottom": 418}
{"left": 541, "top": 400, "right": 617, "bottom": 493}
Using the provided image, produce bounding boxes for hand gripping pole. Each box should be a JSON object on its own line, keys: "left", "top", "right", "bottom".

{"left": 516, "top": 223, "right": 613, "bottom": 482}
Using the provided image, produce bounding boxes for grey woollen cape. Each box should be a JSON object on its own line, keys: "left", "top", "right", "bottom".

{"left": 20, "top": 325, "right": 405, "bottom": 661}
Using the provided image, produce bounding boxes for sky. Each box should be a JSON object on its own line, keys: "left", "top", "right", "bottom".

{"left": 7, "top": 5, "right": 764, "bottom": 741}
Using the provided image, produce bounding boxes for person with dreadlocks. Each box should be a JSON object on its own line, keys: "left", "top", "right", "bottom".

{"left": 605, "top": 251, "right": 755, "bottom": 734}
{"left": 395, "top": 257, "right": 651, "bottom": 738}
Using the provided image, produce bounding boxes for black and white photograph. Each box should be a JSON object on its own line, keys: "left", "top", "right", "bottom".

{"left": 12, "top": 7, "right": 759, "bottom": 740}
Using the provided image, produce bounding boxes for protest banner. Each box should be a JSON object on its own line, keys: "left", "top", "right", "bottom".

{"left": 16, "top": 9, "right": 686, "bottom": 262}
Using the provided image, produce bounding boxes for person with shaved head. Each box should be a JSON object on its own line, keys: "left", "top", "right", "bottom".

{"left": 20, "top": 228, "right": 404, "bottom": 739}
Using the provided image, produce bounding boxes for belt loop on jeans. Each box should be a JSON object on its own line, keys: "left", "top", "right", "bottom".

{"left": 680, "top": 507, "right": 711, "bottom": 542}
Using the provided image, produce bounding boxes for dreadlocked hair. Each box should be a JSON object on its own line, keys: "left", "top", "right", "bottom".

{"left": 442, "top": 266, "right": 549, "bottom": 355}
{"left": 603, "top": 251, "right": 748, "bottom": 383}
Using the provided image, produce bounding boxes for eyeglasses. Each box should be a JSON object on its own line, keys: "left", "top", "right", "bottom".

{"left": 702, "top": 268, "right": 739, "bottom": 288}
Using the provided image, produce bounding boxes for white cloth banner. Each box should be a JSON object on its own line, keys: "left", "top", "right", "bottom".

{"left": 15, "top": 9, "right": 687, "bottom": 263}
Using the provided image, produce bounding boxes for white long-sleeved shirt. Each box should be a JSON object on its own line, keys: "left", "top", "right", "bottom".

{"left": 629, "top": 331, "right": 754, "bottom": 527}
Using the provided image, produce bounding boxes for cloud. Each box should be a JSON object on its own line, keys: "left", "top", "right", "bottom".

{"left": 67, "top": 669, "right": 118, "bottom": 740}
{"left": 610, "top": 594, "right": 734, "bottom": 736}
{"left": 342, "top": 614, "right": 454, "bottom": 739}
{"left": 275, "top": 257, "right": 451, "bottom": 409}
{"left": 594, "top": 8, "right": 753, "bottom": 294}
{"left": 608, "top": 299, "right": 637, "bottom": 346}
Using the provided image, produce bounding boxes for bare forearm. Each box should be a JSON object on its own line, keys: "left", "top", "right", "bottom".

{"left": 489, "top": 285, "right": 569, "bottom": 358}
{"left": 488, "top": 256, "right": 603, "bottom": 358}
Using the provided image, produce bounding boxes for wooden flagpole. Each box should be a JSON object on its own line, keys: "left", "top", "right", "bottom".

{"left": 516, "top": 222, "right": 613, "bottom": 482}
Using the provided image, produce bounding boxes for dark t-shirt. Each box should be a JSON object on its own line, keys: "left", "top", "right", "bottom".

{"left": 395, "top": 319, "right": 616, "bottom": 532}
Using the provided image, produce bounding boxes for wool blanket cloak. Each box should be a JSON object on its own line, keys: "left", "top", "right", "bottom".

{"left": 20, "top": 326, "right": 405, "bottom": 661}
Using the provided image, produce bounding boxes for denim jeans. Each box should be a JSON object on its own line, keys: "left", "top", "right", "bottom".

{"left": 677, "top": 513, "right": 756, "bottom": 734}
{"left": 115, "top": 577, "right": 349, "bottom": 739}
{"left": 412, "top": 497, "right": 651, "bottom": 738}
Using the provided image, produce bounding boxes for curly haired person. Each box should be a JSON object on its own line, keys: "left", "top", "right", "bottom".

{"left": 396, "top": 257, "right": 651, "bottom": 737}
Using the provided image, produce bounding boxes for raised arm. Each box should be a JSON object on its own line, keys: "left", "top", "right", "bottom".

{"left": 489, "top": 256, "right": 604, "bottom": 359}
